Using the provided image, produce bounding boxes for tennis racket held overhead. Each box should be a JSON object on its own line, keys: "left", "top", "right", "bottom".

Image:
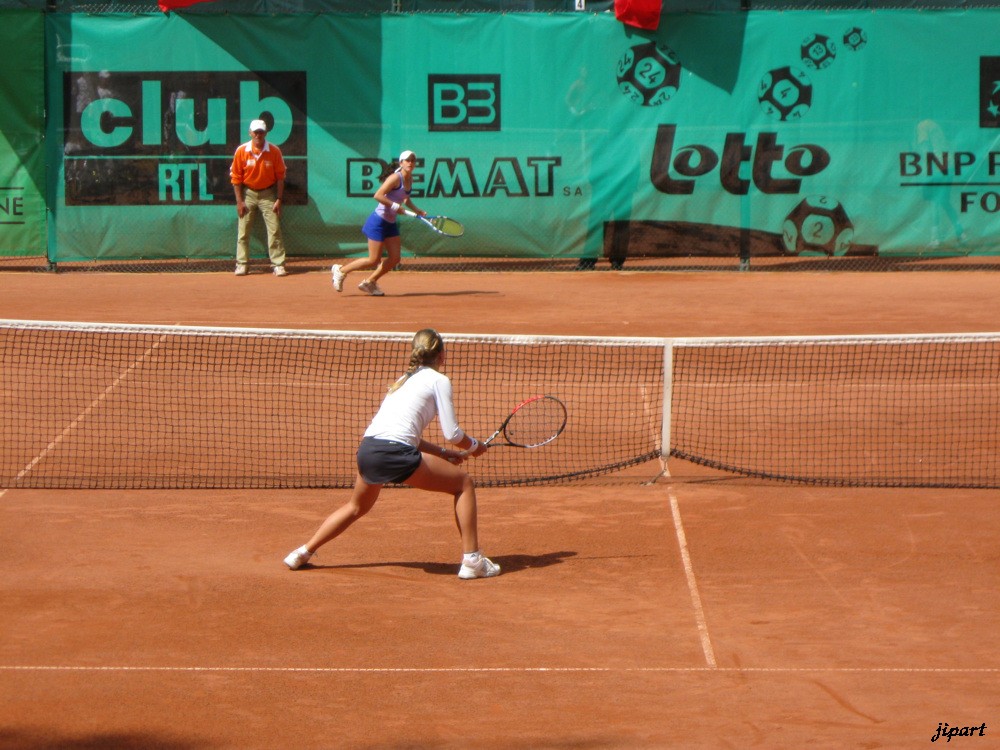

{"left": 400, "top": 207, "right": 465, "bottom": 237}
{"left": 461, "top": 395, "right": 567, "bottom": 456}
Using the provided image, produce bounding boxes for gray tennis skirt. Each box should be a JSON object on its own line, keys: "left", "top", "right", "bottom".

{"left": 356, "top": 436, "right": 422, "bottom": 484}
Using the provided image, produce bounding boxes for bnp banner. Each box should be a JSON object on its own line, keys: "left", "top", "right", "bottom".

{"left": 0, "top": 11, "right": 45, "bottom": 257}
{"left": 44, "top": 11, "right": 1000, "bottom": 263}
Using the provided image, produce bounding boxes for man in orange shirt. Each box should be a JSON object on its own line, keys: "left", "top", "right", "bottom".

{"left": 231, "top": 119, "right": 288, "bottom": 276}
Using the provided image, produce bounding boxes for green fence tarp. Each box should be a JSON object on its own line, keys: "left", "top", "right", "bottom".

{"left": 34, "top": 10, "right": 1000, "bottom": 262}
{"left": 0, "top": 10, "right": 45, "bottom": 256}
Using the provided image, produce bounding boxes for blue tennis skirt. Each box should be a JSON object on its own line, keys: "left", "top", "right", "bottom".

{"left": 361, "top": 213, "right": 401, "bottom": 242}
{"left": 356, "top": 436, "right": 422, "bottom": 484}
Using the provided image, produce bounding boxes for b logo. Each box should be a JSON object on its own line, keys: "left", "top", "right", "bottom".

{"left": 428, "top": 74, "right": 501, "bottom": 132}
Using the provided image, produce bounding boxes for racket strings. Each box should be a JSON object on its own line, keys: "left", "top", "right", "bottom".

{"left": 432, "top": 216, "right": 464, "bottom": 237}
{"left": 503, "top": 398, "right": 566, "bottom": 448}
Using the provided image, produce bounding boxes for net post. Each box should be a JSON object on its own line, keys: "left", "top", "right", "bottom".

{"left": 660, "top": 340, "right": 674, "bottom": 478}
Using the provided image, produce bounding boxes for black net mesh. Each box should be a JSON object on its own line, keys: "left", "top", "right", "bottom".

{"left": 5, "top": 321, "right": 1000, "bottom": 490}
{"left": 0, "top": 321, "right": 663, "bottom": 488}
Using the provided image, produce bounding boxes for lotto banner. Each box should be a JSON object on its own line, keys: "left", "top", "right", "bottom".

{"left": 0, "top": 11, "right": 45, "bottom": 257}
{"left": 44, "top": 10, "right": 1000, "bottom": 262}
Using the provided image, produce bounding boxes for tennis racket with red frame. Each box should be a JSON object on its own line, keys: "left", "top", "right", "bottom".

{"left": 461, "top": 395, "right": 567, "bottom": 456}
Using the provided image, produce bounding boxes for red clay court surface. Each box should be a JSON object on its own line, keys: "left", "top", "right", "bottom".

{"left": 1, "top": 267, "right": 998, "bottom": 748}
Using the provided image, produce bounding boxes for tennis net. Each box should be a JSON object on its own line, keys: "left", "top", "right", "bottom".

{"left": 0, "top": 320, "right": 664, "bottom": 489}
{"left": 670, "top": 332, "right": 1000, "bottom": 488}
{"left": 2, "top": 320, "right": 999, "bottom": 489}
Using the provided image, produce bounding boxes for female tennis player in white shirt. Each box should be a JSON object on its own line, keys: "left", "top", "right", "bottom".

{"left": 283, "top": 329, "right": 499, "bottom": 579}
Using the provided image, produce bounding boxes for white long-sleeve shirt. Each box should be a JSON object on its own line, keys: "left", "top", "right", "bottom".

{"left": 363, "top": 367, "right": 465, "bottom": 447}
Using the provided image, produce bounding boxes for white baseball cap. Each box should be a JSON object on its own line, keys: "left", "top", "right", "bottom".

{"left": 249, "top": 119, "right": 267, "bottom": 133}
{"left": 398, "top": 150, "right": 416, "bottom": 162}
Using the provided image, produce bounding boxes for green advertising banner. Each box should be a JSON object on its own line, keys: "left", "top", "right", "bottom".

{"left": 0, "top": 11, "right": 45, "bottom": 257}
{"left": 44, "top": 10, "right": 1000, "bottom": 263}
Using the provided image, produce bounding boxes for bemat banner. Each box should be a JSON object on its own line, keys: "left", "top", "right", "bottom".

{"left": 43, "top": 10, "right": 1000, "bottom": 263}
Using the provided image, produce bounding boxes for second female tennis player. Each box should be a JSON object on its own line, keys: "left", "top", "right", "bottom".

{"left": 283, "top": 328, "right": 500, "bottom": 579}
{"left": 331, "top": 150, "right": 425, "bottom": 296}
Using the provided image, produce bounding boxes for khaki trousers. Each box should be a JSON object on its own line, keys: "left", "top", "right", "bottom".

{"left": 236, "top": 185, "right": 286, "bottom": 267}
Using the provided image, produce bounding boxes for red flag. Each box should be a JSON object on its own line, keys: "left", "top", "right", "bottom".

{"left": 158, "top": 0, "right": 217, "bottom": 12}
{"left": 613, "top": 0, "right": 662, "bottom": 31}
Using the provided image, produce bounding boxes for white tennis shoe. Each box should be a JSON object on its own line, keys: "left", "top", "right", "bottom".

{"left": 331, "top": 264, "right": 345, "bottom": 292}
{"left": 272, "top": 265, "right": 287, "bottom": 277}
{"left": 234, "top": 264, "right": 248, "bottom": 276}
{"left": 458, "top": 553, "right": 500, "bottom": 579}
{"left": 358, "top": 280, "right": 384, "bottom": 297}
{"left": 283, "top": 545, "right": 313, "bottom": 570}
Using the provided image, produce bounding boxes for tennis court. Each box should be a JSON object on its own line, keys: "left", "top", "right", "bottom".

{"left": 1, "top": 268, "right": 998, "bottom": 748}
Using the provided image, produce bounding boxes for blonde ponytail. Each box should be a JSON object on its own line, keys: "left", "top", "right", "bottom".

{"left": 388, "top": 328, "right": 444, "bottom": 393}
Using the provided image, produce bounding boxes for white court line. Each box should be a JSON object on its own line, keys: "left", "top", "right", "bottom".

{"left": 0, "top": 665, "right": 996, "bottom": 674}
{"left": 668, "top": 489, "right": 717, "bottom": 668}
{"left": 7, "top": 334, "right": 169, "bottom": 486}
